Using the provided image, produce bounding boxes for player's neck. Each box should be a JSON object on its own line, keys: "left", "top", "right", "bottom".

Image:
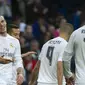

{"left": 0, "top": 32, "right": 7, "bottom": 37}
{"left": 60, "top": 33, "right": 68, "bottom": 41}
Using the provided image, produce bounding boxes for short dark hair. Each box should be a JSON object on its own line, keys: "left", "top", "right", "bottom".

{"left": 7, "top": 24, "right": 19, "bottom": 34}
{"left": 8, "top": 24, "right": 19, "bottom": 29}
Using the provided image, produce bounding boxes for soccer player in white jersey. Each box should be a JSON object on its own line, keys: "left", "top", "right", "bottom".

{"left": 7, "top": 24, "right": 36, "bottom": 85}
{"left": 29, "top": 23, "right": 74, "bottom": 85}
{"left": 63, "top": 25, "right": 85, "bottom": 85}
{"left": 0, "top": 16, "right": 24, "bottom": 85}
{"left": 7, "top": 24, "right": 36, "bottom": 58}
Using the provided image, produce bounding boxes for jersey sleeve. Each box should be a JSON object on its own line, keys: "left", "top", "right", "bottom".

{"left": 63, "top": 32, "right": 76, "bottom": 78}
{"left": 58, "top": 41, "right": 67, "bottom": 61}
{"left": 14, "top": 40, "right": 24, "bottom": 69}
{"left": 63, "top": 32, "right": 75, "bottom": 61}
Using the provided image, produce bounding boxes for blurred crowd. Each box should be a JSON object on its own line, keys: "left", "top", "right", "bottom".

{"left": 1, "top": 0, "right": 85, "bottom": 84}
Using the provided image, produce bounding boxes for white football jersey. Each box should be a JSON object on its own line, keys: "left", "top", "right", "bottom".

{"left": 37, "top": 37, "right": 67, "bottom": 84}
{"left": 63, "top": 25, "right": 85, "bottom": 84}
{"left": 0, "top": 34, "right": 23, "bottom": 84}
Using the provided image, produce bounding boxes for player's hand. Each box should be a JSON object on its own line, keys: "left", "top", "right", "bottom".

{"left": 28, "top": 81, "right": 35, "bottom": 85}
{"left": 69, "top": 75, "right": 74, "bottom": 85}
{"left": 17, "top": 73, "right": 24, "bottom": 85}
{"left": 66, "top": 75, "right": 74, "bottom": 85}
{"left": 0, "top": 56, "right": 14, "bottom": 64}
{"left": 66, "top": 78, "right": 71, "bottom": 85}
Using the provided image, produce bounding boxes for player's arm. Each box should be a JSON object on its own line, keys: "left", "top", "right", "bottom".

{"left": 57, "top": 39, "right": 69, "bottom": 85}
{"left": 63, "top": 60, "right": 74, "bottom": 85}
{"left": 29, "top": 60, "right": 40, "bottom": 85}
{"left": 29, "top": 44, "right": 44, "bottom": 85}
{"left": 63, "top": 60, "right": 73, "bottom": 78}
{"left": 0, "top": 55, "right": 14, "bottom": 64}
{"left": 63, "top": 32, "right": 75, "bottom": 83}
{"left": 57, "top": 61, "right": 63, "bottom": 85}
{"left": 15, "top": 41, "right": 24, "bottom": 75}
{"left": 14, "top": 40, "right": 24, "bottom": 85}
{"left": 21, "top": 51, "right": 36, "bottom": 58}
{"left": 57, "top": 49, "right": 65, "bottom": 85}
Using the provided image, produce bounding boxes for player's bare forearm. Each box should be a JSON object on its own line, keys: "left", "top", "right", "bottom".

{"left": 57, "top": 61, "right": 63, "bottom": 85}
{"left": 29, "top": 70, "right": 38, "bottom": 85}
{"left": 21, "top": 51, "right": 36, "bottom": 58}
{"left": 0, "top": 56, "right": 14, "bottom": 64}
{"left": 66, "top": 74, "right": 75, "bottom": 85}
{"left": 29, "top": 60, "right": 40, "bottom": 85}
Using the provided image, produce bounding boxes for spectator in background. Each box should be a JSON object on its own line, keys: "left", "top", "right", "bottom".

{"left": 33, "top": 0, "right": 48, "bottom": 15}
{"left": 24, "top": 25, "right": 34, "bottom": 43}
{"left": 23, "top": 0, "right": 36, "bottom": 23}
{"left": 48, "top": 24, "right": 56, "bottom": 38}
{"left": 24, "top": 39, "right": 40, "bottom": 83}
{"left": 32, "top": 15, "right": 48, "bottom": 48}
{"left": 12, "top": 16, "right": 21, "bottom": 26}
{"left": 30, "top": 39, "right": 40, "bottom": 73}
{"left": 19, "top": 19, "right": 26, "bottom": 33}
{"left": 22, "top": 0, "right": 48, "bottom": 23}
{"left": 30, "top": 39, "right": 40, "bottom": 60}
{"left": 17, "top": 0, "right": 26, "bottom": 21}
{"left": 43, "top": 32, "right": 52, "bottom": 43}
{"left": 24, "top": 39, "right": 40, "bottom": 72}
{"left": 47, "top": 15, "right": 67, "bottom": 38}
{"left": 72, "top": 9, "right": 81, "bottom": 30}
{"left": 0, "top": 0, "right": 12, "bottom": 17}
{"left": 19, "top": 35, "right": 30, "bottom": 54}
{"left": 12, "top": 16, "right": 26, "bottom": 33}
{"left": 11, "top": 0, "right": 21, "bottom": 18}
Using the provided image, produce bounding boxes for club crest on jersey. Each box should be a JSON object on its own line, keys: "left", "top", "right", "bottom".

{"left": 10, "top": 43, "right": 14, "bottom": 48}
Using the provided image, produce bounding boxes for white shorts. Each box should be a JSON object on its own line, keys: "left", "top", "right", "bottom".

{"left": 37, "top": 83, "right": 58, "bottom": 85}
{"left": 75, "top": 83, "right": 85, "bottom": 85}
{"left": 37, "top": 82, "right": 66, "bottom": 85}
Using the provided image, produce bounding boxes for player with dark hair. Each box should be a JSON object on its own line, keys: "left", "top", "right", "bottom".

{"left": 7, "top": 24, "right": 36, "bottom": 58}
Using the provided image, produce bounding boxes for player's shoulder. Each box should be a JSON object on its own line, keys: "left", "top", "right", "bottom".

{"left": 57, "top": 37, "right": 68, "bottom": 46}
{"left": 79, "top": 25, "right": 85, "bottom": 29}
{"left": 7, "top": 34, "right": 19, "bottom": 42}
{"left": 44, "top": 37, "right": 67, "bottom": 46}
{"left": 78, "top": 25, "right": 85, "bottom": 33}
{"left": 71, "top": 25, "right": 85, "bottom": 36}
{"left": 53, "top": 37, "right": 67, "bottom": 44}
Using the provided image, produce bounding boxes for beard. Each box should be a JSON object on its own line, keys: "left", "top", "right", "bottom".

{"left": 0, "top": 26, "right": 6, "bottom": 32}
{"left": 0, "top": 28, "right": 7, "bottom": 35}
{"left": 0, "top": 31, "right": 6, "bottom": 34}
